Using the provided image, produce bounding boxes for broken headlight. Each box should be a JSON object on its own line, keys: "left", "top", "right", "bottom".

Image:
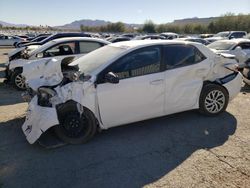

{"left": 37, "top": 87, "right": 56, "bottom": 107}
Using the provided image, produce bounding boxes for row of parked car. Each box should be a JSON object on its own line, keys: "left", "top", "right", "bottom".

{"left": 2, "top": 30, "right": 250, "bottom": 146}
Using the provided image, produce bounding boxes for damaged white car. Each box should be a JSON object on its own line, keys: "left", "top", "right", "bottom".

{"left": 5, "top": 37, "right": 110, "bottom": 90}
{"left": 22, "top": 40, "right": 242, "bottom": 145}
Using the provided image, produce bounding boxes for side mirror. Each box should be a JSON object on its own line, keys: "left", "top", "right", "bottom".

{"left": 36, "top": 53, "right": 44, "bottom": 58}
{"left": 105, "top": 72, "right": 119, "bottom": 84}
{"left": 229, "top": 35, "right": 235, "bottom": 39}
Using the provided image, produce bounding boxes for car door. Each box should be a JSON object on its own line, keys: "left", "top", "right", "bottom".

{"left": 0, "top": 36, "right": 9, "bottom": 46}
{"left": 96, "top": 46, "right": 165, "bottom": 128}
{"left": 7, "top": 36, "right": 15, "bottom": 46}
{"left": 162, "top": 44, "right": 211, "bottom": 115}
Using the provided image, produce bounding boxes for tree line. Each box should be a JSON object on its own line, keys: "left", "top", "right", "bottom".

{"left": 1, "top": 13, "right": 250, "bottom": 34}
{"left": 80, "top": 13, "right": 250, "bottom": 34}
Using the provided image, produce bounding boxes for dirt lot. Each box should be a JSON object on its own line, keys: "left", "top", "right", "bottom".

{"left": 0, "top": 48, "right": 249, "bottom": 188}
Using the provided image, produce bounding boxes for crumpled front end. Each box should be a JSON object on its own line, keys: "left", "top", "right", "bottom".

{"left": 22, "top": 96, "right": 59, "bottom": 144}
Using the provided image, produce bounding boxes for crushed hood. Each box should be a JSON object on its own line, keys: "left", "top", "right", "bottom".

{"left": 22, "top": 58, "right": 64, "bottom": 91}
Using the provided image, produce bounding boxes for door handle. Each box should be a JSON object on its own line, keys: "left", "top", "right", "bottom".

{"left": 150, "top": 79, "right": 164, "bottom": 85}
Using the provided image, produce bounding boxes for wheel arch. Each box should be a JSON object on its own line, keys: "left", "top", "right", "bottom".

{"left": 202, "top": 80, "right": 229, "bottom": 95}
{"left": 56, "top": 100, "right": 101, "bottom": 129}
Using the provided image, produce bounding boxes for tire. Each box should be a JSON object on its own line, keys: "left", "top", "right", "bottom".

{"left": 199, "top": 84, "right": 229, "bottom": 116}
{"left": 11, "top": 69, "right": 27, "bottom": 90}
{"left": 54, "top": 102, "right": 97, "bottom": 144}
{"left": 13, "top": 42, "right": 17, "bottom": 48}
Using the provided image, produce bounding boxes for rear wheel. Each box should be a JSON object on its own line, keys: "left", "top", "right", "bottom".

{"left": 199, "top": 84, "right": 229, "bottom": 116}
{"left": 54, "top": 102, "right": 97, "bottom": 144}
{"left": 11, "top": 69, "right": 26, "bottom": 90}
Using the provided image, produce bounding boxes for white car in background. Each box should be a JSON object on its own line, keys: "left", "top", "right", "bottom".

{"left": 207, "top": 39, "right": 250, "bottom": 64}
{"left": 0, "top": 35, "right": 25, "bottom": 46}
{"left": 206, "top": 31, "right": 247, "bottom": 43}
{"left": 22, "top": 40, "right": 242, "bottom": 145}
{"left": 5, "top": 37, "right": 110, "bottom": 89}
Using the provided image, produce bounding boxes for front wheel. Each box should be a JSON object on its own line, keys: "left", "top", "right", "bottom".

{"left": 11, "top": 69, "right": 27, "bottom": 90}
{"left": 54, "top": 102, "right": 97, "bottom": 144}
{"left": 199, "top": 84, "right": 229, "bottom": 116}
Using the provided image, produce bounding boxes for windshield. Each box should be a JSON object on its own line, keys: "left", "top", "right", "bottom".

{"left": 72, "top": 45, "right": 126, "bottom": 75}
{"left": 214, "top": 32, "right": 230, "bottom": 38}
{"left": 207, "top": 41, "right": 236, "bottom": 50}
{"left": 28, "top": 41, "right": 56, "bottom": 57}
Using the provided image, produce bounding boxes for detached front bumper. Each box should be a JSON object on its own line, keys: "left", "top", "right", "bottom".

{"left": 22, "top": 96, "right": 59, "bottom": 144}
{"left": 222, "top": 72, "right": 243, "bottom": 101}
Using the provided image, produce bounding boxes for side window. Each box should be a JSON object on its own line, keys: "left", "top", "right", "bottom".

{"left": 164, "top": 45, "right": 206, "bottom": 69}
{"left": 79, "top": 42, "right": 102, "bottom": 53}
{"left": 43, "top": 42, "right": 76, "bottom": 57}
{"left": 106, "top": 46, "right": 161, "bottom": 80}
{"left": 239, "top": 43, "right": 250, "bottom": 50}
{"left": 231, "top": 32, "right": 245, "bottom": 39}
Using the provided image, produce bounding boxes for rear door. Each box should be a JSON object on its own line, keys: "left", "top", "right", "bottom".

{"left": 163, "top": 44, "right": 211, "bottom": 115}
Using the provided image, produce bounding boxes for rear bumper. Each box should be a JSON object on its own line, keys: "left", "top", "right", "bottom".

{"left": 222, "top": 72, "right": 242, "bottom": 101}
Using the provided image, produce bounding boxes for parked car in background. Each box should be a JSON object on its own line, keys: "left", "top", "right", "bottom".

{"left": 20, "top": 32, "right": 92, "bottom": 48}
{"left": 15, "top": 34, "right": 51, "bottom": 47}
{"left": 15, "top": 35, "right": 29, "bottom": 40}
{"left": 207, "top": 39, "right": 250, "bottom": 63}
{"left": 5, "top": 37, "right": 110, "bottom": 90}
{"left": 160, "top": 32, "right": 179, "bottom": 39}
{"left": 200, "top": 34, "right": 214, "bottom": 38}
{"left": 0, "top": 35, "right": 25, "bottom": 46}
{"left": 206, "top": 31, "right": 247, "bottom": 43}
{"left": 120, "top": 33, "right": 137, "bottom": 38}
{"left": 176, "top": 37, "right": 210, "bottom": 45}
{"left": 133, "top": 35, "right": 166, "bottom": 40}
{"left": 22, "top": 40, "right": 242, "bottom": 145}
{"left": 107, "top": 36, "right": 131, "bottom": 43}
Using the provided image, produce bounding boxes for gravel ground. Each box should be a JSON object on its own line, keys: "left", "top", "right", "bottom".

{"left": 0, "top": 48, "right": 249, "bottom": 188}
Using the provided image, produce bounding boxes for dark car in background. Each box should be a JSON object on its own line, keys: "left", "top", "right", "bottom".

{"left": 107, "top": 36, "right": 131, "bottom": 43}
{"left": 19, "top": 32, "right": 92, "bottom": 48}
{"left": 15, "top": 34, "right": 51, "bottom": 47}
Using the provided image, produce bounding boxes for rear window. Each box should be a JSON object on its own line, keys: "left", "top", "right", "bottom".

{"left": 164, "top": 44, "right": 206, "bottom": 69}
{"left": 79, "top": 42, "right": 102, "bottom": 53}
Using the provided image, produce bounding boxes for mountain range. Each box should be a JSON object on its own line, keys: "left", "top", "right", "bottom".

{"left": 0, "top": 17, "right": 218, "bottom": 30}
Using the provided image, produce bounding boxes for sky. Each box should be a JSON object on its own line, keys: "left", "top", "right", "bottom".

{"left": 0, "top": 0, "right": 249, "bottom": 26}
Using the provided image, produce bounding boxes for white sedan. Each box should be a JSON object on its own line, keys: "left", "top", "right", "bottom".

{"left": 5, "top": 37, "right": 110, "bottom": 90}
{"left": 22, "top": 40, "right": 242, "bottom": 145}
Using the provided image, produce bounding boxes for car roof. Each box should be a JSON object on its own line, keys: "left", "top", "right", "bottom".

{"left": 51, "top": 37, "right": 110, "bottom": 44}
{"left": 109, "top": 40, "right": 199, "bottom": 49}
